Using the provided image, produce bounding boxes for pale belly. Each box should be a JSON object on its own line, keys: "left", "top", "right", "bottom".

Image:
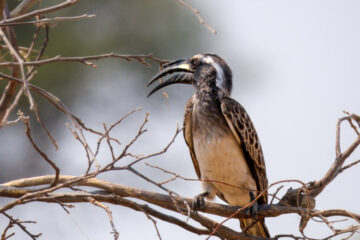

{"left": 193, "top": 133, "right": 257, "bottom": 206}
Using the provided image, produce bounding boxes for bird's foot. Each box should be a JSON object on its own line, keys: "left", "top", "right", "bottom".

{"left": 249, "top": 192, "right": 259, "bottom": 221}
{"left": 192, "top": 192, "right": 209, "bottom": 212}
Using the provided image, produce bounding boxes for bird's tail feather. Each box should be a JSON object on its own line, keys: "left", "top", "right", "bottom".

{"left": 240, "top": 218, "right": 270, "bottom": 238}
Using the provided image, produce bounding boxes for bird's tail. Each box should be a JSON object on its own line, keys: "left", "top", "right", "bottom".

{"left": 240, "top": 218, "right": 270, "bottom": 238}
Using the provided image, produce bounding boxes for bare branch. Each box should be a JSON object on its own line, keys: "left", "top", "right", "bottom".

{"left": 0, "top": 72, "right": 110, "bottom": 138}
{"left": 2, "top": 0, "right": 80, "bottom": 24}
{"left": 128, "top": 201, "right": 163, "bottom": 240}
{"left": 174, "top": 0, "right": 216, "bottom": 34}
{"left": 309, "top": 129, "right": 360, "bottom": 197}
{"left": 127, "top": 125, "right": 182, "bottom": 167}
{"left": 0, "top": 6, "right": 21, "bottom": 124}
{"left": 0, "top": 175, "right": 325, "bottom": 219}
{"left": 0, "top": 28, "right": 34, "bottom": 109}
{"left": 20, "top": 113, "right": 60, "bottom": 186}
{"left": 2, "top": 212, "right": 41, "bottom": 240}
{"left": 1, "top": 219, "right": 15, "bottom": 240}
{"left": 87, "top": 197, "right": 119, "bottom": 240}
{"left": 0, "top": 53, "right": 167, "bottom": 68}
{"left": 0, "top": 14, "right": 96, "bottom": 26}
{"left": 339, "top": 159, "right": 360, "bottom": 173}
{"left": 10, "top": 0, "right": 41, "bottom": 18}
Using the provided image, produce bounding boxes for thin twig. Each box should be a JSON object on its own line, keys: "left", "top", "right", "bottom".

{"left": 0, "top": 28, "right": 34, "bottom": 109}
{"left": 2, "top": 0, "right": 80, "bottom": 24}
{"left": 339, "top": 159, "right": 360, "bottom": 173}
{"left": 1, "top": 219, "right": 15, "bottom": 240}
{"left": 270, "top": 185, "right": 284, "bottom": 204}
{"left": 0, "top": 14, "right": 95, "bottom": 26}
{"left": 87, "top": 197, "right": 119, "bottom": 240}
{"left": 128, "top": 201, "right": 163, "bottom": 240}
{"left": 0, "top": 72, "right": 110, "bottom": 138}
{"left": 0, "top": 6, "right": 21, "bottom": 124}
{"left": 0, "top": 53, "right": 167, "bottom": 68}
{"left": 175, "top": 0, "right": 216, "bottom": 34}
{"left": 2, "top": 212, "right": 41, "bottom": 240}
{"left": 24, "top": 24, "right": 41, "bottom": 59}
{"left": 10, "top": 0, "right": 41, "bottom": 17}
{"left": 20, "top": 113, "right": 60, "bottom": 186}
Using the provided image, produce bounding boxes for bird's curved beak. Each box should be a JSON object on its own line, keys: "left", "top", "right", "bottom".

{"left": 147, "top": 59, "right": 194, "bottom": 97}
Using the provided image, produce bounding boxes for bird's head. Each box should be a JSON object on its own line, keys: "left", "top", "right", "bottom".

{"left": 147, "top": 53, "right": 232, "bottom": 98}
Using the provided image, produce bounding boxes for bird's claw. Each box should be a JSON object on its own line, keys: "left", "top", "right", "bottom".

{"left": 249, "top": 192, "right": 259, "bottom": 221}
{"left": 192, "top": 192, "right": 209, "bottom": 212}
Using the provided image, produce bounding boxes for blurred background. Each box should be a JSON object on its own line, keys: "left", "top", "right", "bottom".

{"left": 1, "top": 0, "right": 360, "bottom": 239}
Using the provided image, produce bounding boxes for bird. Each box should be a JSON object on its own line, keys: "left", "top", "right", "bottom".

{"left": 147, "top": 53, "right": 269, "bottom": 237}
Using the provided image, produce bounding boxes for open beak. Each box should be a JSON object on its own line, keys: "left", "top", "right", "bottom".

{"left": 147, "top": 60, "right": 194, "bottom": 97}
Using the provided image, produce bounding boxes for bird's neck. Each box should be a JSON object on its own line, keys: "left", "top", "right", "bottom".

{"left": 191, "top": 91, "right": 229, "bottom": 139}
{"left": 192, "top": 84, "right": 224, "bottom": 128}
{"left": 195, "top": 80, "right": 220, "bottom": 103}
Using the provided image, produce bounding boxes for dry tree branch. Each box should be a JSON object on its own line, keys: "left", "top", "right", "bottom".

{"left": 279, "top": 113, "right": 360, "bottom": 211}
{"left": 0, "top": 182, "right": 250, "bottom": 239}
{"left": 0, "top": 14, "right": 96, "bottom": 26}
{"left": 1, "top": 220, "right": 15, "bottom": 240}
{"left": 0, "top": 51, "right": 165, "bottom": 131}
{"left": 117, "top": 198, "right": 210, "bottom": 236}
{"left": 93, "top": 108, "right": 142, "bottom": 169}
{"left": 0, "top": 12, "right": 54, "bottom": 148}
{"left": 103, "top": 124, "right": 116, "bottom": 161}
{"left": 79, "top": 195, "right": 212, "bottom": 236}
{"left": 308, "top": 116, "right": 360, "bottom": 197}
{"left": 3, "top": 175, "right": 359, "bottom": 222}
{"left": 87, "top": 197, "right": 119, "bottom": 240}
{"left": 1, "top": 89, "right": 24, "bottom": 126}
{"left": 174, "top": 0, "right": 216, "bottom": 34}
{"left": 0, "top": 191, "right": 214, "bottom": 237}
{"left": 1, "top": 173, "right": 360, "bottom": 240}
{"left": 0, "top": 53, "right": 168, "bottom": 68}
{"left": 127, "top": 125, "right": 182, "bottom": 167}
{"left": 128, "top": 201, "right": 163, "bottom": 240}
{"left": 24, "top": 24, "right": 41, "bottom": 59}
{"left": 339, "top": 159, "right": 360, "bottom": 173}
{"left": 1, "top": 45, "right": 39, "bottom": 53}
{"left": 2, "top": 212, "right": 40, "bottom": 240}
{"left": 1, "top": 0, "right": 80, "bottom": 24}
{"left": 1, "top": 110, "right": 359, "bottom": 239}
{"left": 20, "top": 113, "right": 60, "bottom": 186}
{"left": 10, "top": 0, "right": 41, "bottom": 18}
{"left": 0, "top": 6, "right": 21, "bottom": 124}
{"left": 0, "top": 28, "right": 34, "bottom": 109}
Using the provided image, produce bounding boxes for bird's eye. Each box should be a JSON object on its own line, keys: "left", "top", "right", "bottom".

{"left": 191, "top": 59, "right": 200, "bottom": 67}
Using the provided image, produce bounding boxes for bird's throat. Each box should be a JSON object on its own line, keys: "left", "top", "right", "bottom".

{"left": 191, "top": 95, "right": 229, "bottom": 140}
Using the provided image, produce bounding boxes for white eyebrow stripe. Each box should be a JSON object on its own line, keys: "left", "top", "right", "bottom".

{"left": 203, "top": 56, "right": 225, "bottom": 89}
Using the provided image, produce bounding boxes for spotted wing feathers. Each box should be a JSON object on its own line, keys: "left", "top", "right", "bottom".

{"left": 220, "top": 97, "right": 268, "bottom": 204}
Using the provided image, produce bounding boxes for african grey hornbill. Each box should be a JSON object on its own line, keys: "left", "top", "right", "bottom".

{"left": 147, "top": 53, "right": 270, "bottom": 237}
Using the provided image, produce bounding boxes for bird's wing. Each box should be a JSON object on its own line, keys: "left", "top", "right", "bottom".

{"left": 183, "top": 97, "right": 201, "bottom": 179}
{"left": 220, "top": 97, "right": 268, "bottom": 204}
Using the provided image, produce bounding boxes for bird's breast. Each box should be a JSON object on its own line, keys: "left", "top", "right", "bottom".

{"left": 191, "top": 101, "right": 257, "bottom": 205}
